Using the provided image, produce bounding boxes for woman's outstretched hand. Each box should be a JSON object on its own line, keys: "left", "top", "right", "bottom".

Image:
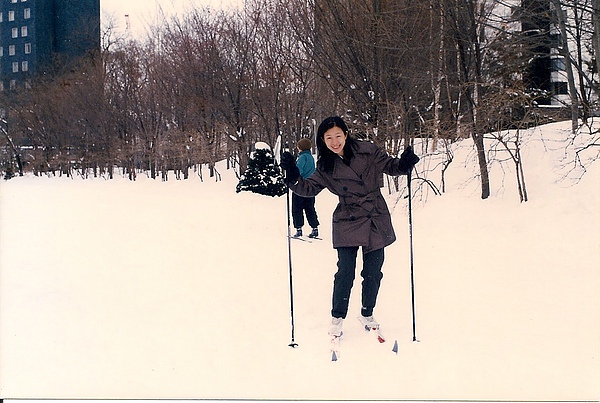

{"left": 280, "top": 151, "right": 300, "bottom": 184}
{"left": 399, "top": 146, "right": 420, "bottom": 172}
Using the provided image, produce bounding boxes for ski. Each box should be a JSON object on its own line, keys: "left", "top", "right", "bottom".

{"left": 330, "top": 334, "right": 341, "bottom": 361}
{"left": 329, "top": 324, "right": 393, "bottom": 361}
{"left": 358, "top": 317, "right": 386, "bottom": 343}
{"left": 373, "top": 328, "right": 386, "bottom": 343}
{"left": 288, "top": 235, "right": 323, "bottom": 242}
{"left": 289, "top": 235, "right": 312, "bottom": 243}
{"left": 392, "top": 340, "right": 399, "bottom": 354}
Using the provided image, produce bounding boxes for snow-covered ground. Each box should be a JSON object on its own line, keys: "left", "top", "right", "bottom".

{"left": 1, "top": 121, "right": 598, "bottom": 401}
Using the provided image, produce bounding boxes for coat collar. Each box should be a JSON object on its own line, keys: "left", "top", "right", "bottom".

{"left": 332, "top": 141, "right": 373, "bottom": 181}
{"left": 331, "top": 157, "right": 356, "bottom": 181}
{"left": 332, "top": 142, "right": 369, "bottom": 182}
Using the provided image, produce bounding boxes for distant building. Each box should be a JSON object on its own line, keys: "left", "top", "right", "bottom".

{"left": 519, "top": 0, "right": 569, "bottom": 105}
{"left": 0, "top": 0, "right": 100, "bottom": 91}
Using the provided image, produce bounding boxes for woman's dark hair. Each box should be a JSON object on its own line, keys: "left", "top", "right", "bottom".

{"left": 316, "top": 116, "right": 355, "bottom": 173}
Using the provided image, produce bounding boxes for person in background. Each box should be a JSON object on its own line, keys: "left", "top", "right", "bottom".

{"left": 291, "top": 138, "right": 320, "bottom": 238}
{"left": 280, "top": 116, "right": 419, "bottom": 337}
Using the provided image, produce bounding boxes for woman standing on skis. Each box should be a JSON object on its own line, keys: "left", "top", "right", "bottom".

{"left": 280, "top": 116, "right": 419, "bottom": 337}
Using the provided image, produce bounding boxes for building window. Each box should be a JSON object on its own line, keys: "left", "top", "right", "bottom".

{"left": 9, "top": 45, "right": 15, "bottom": 56}
{"left": 10, "top": 80, "right": 17, "bottom": 90}
{"left": 0, "top": 47, "right": 3, "bottom": 57}
{"left": 0, "top": 12, "right": 3, "bottom": 23}
{"left": 21, "top": 61, "right": 28, "bottom": 72}
{"left": 24, "top": 8, "right": 30, "bottom": 19}
{"left": 11, "top": 0, "right": 18, "bottom": 3}
{"left": 12, "top": 28, "right": 18, "bottom": 38}
{"left": 551, "top": 82, "right": 568, "bottom": 95}
{"left": 21, "top": 26, "right": 28, "bottom": 37}
{"left": 12, "top": 62, "right": 19, "bottom": 73}
{"left": 25, "top": 43, "right": 31, "bottom": 54}
{"left": 551, "top": 57, "right": 565, "bottom": 71}
{"left": 8, "top": 10, "right": 15, "bottom": 21}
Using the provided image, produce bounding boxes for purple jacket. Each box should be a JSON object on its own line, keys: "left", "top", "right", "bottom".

{"left": 289, "top": 140, "right": 409, "bottom": 252}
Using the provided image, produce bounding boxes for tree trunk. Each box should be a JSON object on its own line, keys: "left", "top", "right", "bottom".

{"left": 552, "top": 0, "right": 579, "bottom": 133}
{"left": 472, "top": 131, "right": 490, "bottom": 199}
{"left": 431, "top": 0, "right": 445, "bottom": 141}
{"left": 593, "top": 0, "right": 600, "bottom": 100}
{"left": 1, "top": 119, "right": 24, "bottom": 176}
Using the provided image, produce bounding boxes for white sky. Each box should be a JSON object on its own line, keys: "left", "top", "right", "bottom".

{"left": 101, "top": 0, "right": 244, "bottom": 39}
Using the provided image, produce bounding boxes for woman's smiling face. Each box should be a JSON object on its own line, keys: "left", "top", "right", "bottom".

{"left": 323, "top": 126, "right": 347, "bottom": 156}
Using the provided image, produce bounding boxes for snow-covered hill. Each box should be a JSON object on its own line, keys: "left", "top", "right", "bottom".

{"left": 0, "top": 121, "right": 598, "bottom": 401}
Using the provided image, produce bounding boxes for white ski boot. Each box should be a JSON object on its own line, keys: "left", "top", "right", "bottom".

{"left": 328, "top": 317, "right": 343, "bottom": 337}
{"left": 358, "top": 315, "right": 380, "bottom": 331}
{"left": 358, "top": 315, "right": 385, "bottom": 343}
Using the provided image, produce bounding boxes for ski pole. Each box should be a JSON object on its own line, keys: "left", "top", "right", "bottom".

{"left": 278, "top": 138, "right": 298, "bottom": 349}
{"left": 407, "top": 167, "right": 418, "bottom": 342}
{"left": 286, "top": 184, "right": 299, "bottom": 348}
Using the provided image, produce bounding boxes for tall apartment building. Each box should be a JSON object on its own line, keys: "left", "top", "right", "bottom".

{"left": 519, "top": 0, "right": 571, "bottom": 105}
{"left": 0, "top": 0, "right": 100, "bottom": 91}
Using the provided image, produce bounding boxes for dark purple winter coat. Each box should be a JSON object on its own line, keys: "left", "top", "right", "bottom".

{"left": 289, "top": 140, "right": 410, "bottom": 253}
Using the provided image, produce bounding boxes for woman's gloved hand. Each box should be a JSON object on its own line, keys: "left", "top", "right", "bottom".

{"left": 398, "top": 146, "right": 419, "bottom": 173}
{"left": 280, "top": 151, "right": 300, "bottom": 184}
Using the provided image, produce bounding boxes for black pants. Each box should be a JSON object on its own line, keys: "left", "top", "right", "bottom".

{"left": 331, "top": 247, "right": 384, "bottom": 319}
{"left": 291, "top": 193, "right": 319, "bottom": 229}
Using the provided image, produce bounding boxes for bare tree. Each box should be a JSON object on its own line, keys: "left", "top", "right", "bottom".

{"left": 551, "top": 0, "right": 580, "bottom": 133}
{"left": 444, "top": 0, "right": 492, "bottom": 199}
{"left": 3, "top": 0, "right": 595, "bottom": 188}
{"left": 593, "top": 0, "right": 600, "bottom": 99}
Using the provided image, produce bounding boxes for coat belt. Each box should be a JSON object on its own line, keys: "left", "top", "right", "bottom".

{"left": 339, "top": 189, "right": 380, "bottom": 212}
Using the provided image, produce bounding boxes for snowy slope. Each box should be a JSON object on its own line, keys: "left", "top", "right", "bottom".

{"left": 0, "top": 121, "right": 598, "bottom": 401}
